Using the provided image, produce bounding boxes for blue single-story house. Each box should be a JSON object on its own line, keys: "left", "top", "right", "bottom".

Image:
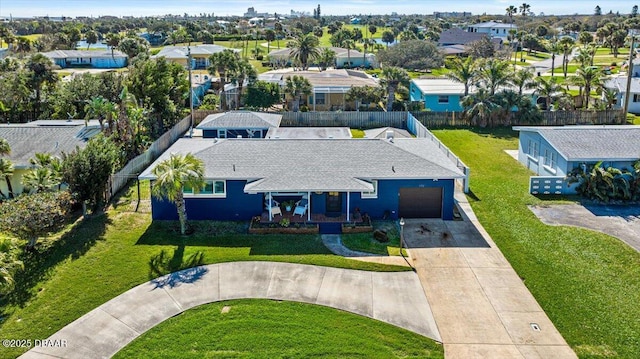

{"left": 139, "top": 137, "right": 465, "bottom": 223}
{"left": 411, "top": 78, "right": 537, "bottom": 112}
{"left": 514, "top": 125, "right": 640, "bottom": 194}
{"left": 42, "top": 50, "right": 127, "bottom": 68}
{"left": 410, "top": 78, "right": 469, "bottom": 112}
{"left": 196, "top": 111, "right": 282, "bottom": 139}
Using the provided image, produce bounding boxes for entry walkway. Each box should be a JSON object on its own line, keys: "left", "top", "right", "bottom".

{"left": 20, "top": 261, "right": 439, "bottom": 359}
{"left": 405, "top": 192, "right": 577, "bottom": 358}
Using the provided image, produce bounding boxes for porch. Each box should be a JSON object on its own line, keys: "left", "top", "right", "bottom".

{"left": 259, "top": 210, "right": 365, "bottom": 224}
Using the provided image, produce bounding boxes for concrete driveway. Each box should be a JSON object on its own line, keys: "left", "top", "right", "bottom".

{"left": 20, "top": 262, "right": 439, "bottom": 359}
{"left": 529, "top": 203, "right": 640, "bottom": 252}
{"left": 404, "top": 192, "right": 577, "bottom": 359}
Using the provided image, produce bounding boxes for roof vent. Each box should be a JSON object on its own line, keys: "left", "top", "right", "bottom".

{"left": 386, "top": 130, "right": 394, "bottom": 141}
{"left": 328, "top": 135, "right": 334, "bottom": 139}
{"left": 237, "top": 135, "right": 242, "bottom": 138}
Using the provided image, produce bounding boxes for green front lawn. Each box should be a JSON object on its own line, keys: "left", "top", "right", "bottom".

{"left": 434, "top": 128, "right": 640, "bottom": 359}
{"left": 114, "top": 299, "right": 444, "bottom": 358}
{"left": 342, "top": 221, "right": 403, "bottom": 256}
{"left": 0, "top": 182, "right": 407, "bottom": 358}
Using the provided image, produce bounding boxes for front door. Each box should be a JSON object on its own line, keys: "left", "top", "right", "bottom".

{"left": 326, "top": 192, "right": 342, "bottom": 213}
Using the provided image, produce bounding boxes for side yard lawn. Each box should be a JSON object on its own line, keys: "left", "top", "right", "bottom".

{"left": 434, "top": 128, "right": 640, "bottom": 359}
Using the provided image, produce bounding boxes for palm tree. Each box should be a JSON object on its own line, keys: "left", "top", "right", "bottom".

{"left": 26, "top": 54, "right": 58, "bottom": 118}
{"left": 318, "top": 48, "right": 336, "bottom": 71}
{"left": 208, "top": 49, "right": 240, "bottom": 111}
{"left": 151, "top": 153, "right": 205, "bottom": 235}
{"left": 0, "top": 158, "right": 14, "bottom": 199}
{"left": 105, "top": 32, "right": 121, "bottom": 60}
{"left": 559, "top": 36, "right": 575, "bottom": 78}
{"left": 446, "top": 57, "right": 477, "bottom": 97}
{"left": 380, "top": 66, "right": 410, "bottom": 112}
{"left": 461, "top": 88, "right": 500, "bottom": 127}
{"left": 85, "top": 29, "right": 99, "bottom": 50}
{"left": 264, "top": 29, "right": 276, "bottom": 54}
{"left": 284, "top": 75, "right": 312, "bottom": 111}
{"left": 574, "top": 65, "right": 604, "bottom": 109}
{"left": 511, "top": 68, "right": 535, "bottom": 96}
{"left": 601, "top": 88, "right": 618, "bottom": 109}
{"left": 506, "top": 5, "right": 518, "bottom": 22}
{"left": 85, "top": 96, "right": 115, "bottom": 131}
{"left": 477, "top": 59, "right": 512, "bottom": 96}
{"left": 22, "top": 167, "right": 56, "bottom": 193}
{"left": 289, "top": 33, "right": 320, "bottom": 70}
{"left": 0, "top": 138, "right": 9, "bottom": 156}
{"left": 341, "top": 39, "right": 356, "bottom": 68}
{"left": 545, "top": 38, "right": 562, "bottom": 77}
{"left": 519, "top": 3, "right": 531, "bottom": 16}
{"left": 230, "top": 59, "right": 257, "bottom": 110}
{"left": 361, "top": 38, "right": 374, "bottom": 65}
{"left": 534, "top": 76, "right": 564, "bottom": 110}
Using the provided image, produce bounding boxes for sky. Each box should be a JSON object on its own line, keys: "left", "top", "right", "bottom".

{"left": 0, "top": 0, "right": 636, "bottom": 18}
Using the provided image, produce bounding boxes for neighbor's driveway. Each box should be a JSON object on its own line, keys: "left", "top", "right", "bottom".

{"left": 20, "top": 261, "right": 439, "bottom": 359}
{"left": 529, "top": 203, "right": 640, "bottom": 252}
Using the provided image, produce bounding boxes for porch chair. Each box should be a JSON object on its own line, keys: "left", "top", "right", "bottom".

{"left": 293, "top": 203, "right": 307, "bottom": 217}
{"left": 265, "top": 199, "right": 282, "bottom": 217}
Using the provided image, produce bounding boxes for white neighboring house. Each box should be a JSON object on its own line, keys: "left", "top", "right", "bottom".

{"left": 603, "top": 59, "right": 640, "bottom": 114}
{"left": 466, "top": 21, "right": 515, "bottom": 40}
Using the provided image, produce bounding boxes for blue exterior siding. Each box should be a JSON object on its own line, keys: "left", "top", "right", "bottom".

{"left": 350, "top": 179, "right": 456, "bottom": 220}
{"left": 151, "top": 180, "right": 263, "bottom": 220}
{"left": 53, "top": 57, "right": 127, "bottom": 68}
{"left": 202, "top": 129, "right": 265, "bottom": 139}
{"left": 152, "top": 178, "right": 456, "bottom": 221}
{"left": 409, "top": 82, "right": 463, "bottom": 111}
{"left": 423, "top": 94, "right": 463, "bottom": 112}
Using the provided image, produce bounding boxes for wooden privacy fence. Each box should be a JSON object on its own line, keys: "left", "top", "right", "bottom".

{"left": 411, "top": 109, "right": 625, "bottom": 128}
{"left": 105, "top": 113, "right": 198, "bottom": 201}
{"left": 280, "top": 111, "right": 406, "bottom": 129}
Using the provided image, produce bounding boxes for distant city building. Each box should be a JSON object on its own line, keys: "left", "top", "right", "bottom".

{"left": 244, "top": 7, "right": 270, "bottom": 18}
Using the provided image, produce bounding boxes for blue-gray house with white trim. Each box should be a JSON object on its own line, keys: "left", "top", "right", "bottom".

{"left": 139, "top": 137, "right": 465, "bottom": 223}
{"left": 196, "top": 111, "right": 282, "bottom": 139}
{"left": 42, "top": 50, "right": 127, "bottom": 68}
{"left": 514, "top": 125, "right": 640, "bottom": 194}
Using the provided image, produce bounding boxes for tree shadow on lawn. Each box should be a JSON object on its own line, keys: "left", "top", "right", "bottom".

{"left": 0, "top": 213, "right": 111, "bottom": 312}
{"left": 136, "top": 220, "right": 333, "bottom": 256}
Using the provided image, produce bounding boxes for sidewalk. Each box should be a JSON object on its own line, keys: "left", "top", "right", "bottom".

{"left": 20, "top": 261, "right": 439, "bottom": 359}
{"left": 405, "top": 191, "right": 577, "bottom": 359}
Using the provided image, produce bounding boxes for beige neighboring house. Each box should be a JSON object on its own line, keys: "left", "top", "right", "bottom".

{"left": 152, "top": 45, "right": 240, "bottom": 69}
{"left": 0, "top": 120, "right": 101, "bottom": 197}
{"left": 257, "top": 68, "right": 380, "bottom": 111}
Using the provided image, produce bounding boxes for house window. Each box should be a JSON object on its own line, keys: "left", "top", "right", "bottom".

{"left": 184, "top": 180, "right": 226, "bottom": 197}
{"left": 438, "top": 95, "right": 449, "bottom": 104}
{"left": 544, "top": 149, "right": 556, "bottom": 168}
{"left": 315, "top": 93, "right": 326, "bottom": 105}
{"left": 634, "top": 94, "right": 640, "bottom": 103}
{"left": 361, "top": 180, "right": 378, "bottom": 199}
{"left": 218, "top": 129, "right": 227, "bottom": 138}
{"left": 528, "top": 140, "right": 539, "bottom": 157}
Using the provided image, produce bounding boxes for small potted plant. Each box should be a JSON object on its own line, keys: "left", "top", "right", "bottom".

{"left": 282, "top": 200, "right": 295, "bottom": 212}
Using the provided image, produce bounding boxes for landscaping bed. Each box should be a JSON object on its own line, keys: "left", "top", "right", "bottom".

{"left": 248, "top": 216, "right": 319, "bottom": 234}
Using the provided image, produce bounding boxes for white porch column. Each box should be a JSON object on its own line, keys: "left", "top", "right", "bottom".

{"left": 346, "top": 191, "right": 350, "bottom": 222}
{"left": 268, "top": 192, "right": 272, "bottom": 221}
{"left": 308, "top": 191, "right": 311, "bottom": 221}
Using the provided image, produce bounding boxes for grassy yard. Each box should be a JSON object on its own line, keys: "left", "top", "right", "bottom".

{"left": 0, "top": 182, "right": 407, "bottom": 358}
{"left": 342, "top": 221, "right": 403, "bottom": 256}
{"left": 114, "top": 299, "right": 443, "bottom": 358}
{"left": 433, "top": 128, "right": 640, "bottom": 359}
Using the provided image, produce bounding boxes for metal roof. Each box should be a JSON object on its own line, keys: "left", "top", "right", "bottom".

{"left": 42, "top": 50, "right": 127, "bottom": 59}
{"left": 513, "top": 125, "right": 640, "bottom": 161}
{"left": 139, "top": 138, "right": 465, "bottom": 192}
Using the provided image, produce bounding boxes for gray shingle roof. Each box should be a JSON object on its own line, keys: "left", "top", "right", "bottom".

{"left": 438, "top": 28, "right": 489, "bottom": 45}
{"left": 139, "top": 138, "right": 465, "bottom": 192}
{"left": 197, "top": 111, "right": 282, "bottom": 130}
{"left": 151, "top": 45, "right": 238, "bottom": 59}
{"left": 514, "top": 125, "right": 640, "bottom": 161}
{"left": 0, "top": 125, "right": 89, "bottom": 168}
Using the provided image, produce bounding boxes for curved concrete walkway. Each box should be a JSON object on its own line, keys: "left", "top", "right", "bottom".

{"left": 20, "top": 261, "right": 440, "bottom": 359}
{"left": 321, "top": 234, "right": 411, "bottom": 267}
